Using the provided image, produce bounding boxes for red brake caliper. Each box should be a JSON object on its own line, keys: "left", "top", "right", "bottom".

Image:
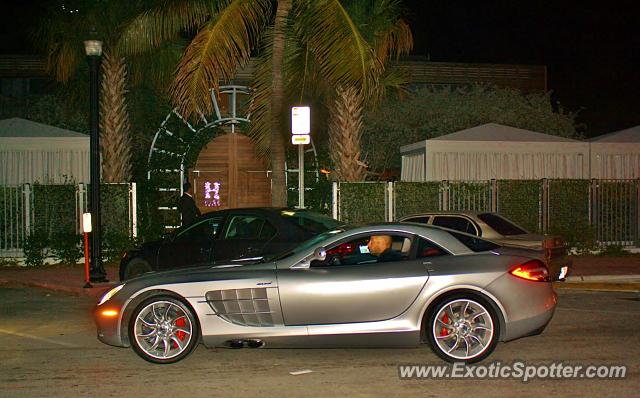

{"left": 173, "top": 317, "right": 187, "bottom": 348}
{"left": 440, "top": 313, "right": 450, "bottom": 337}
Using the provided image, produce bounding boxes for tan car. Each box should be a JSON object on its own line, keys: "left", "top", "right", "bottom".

{"left": 399, "top": 211, "right": 570, "bottom": 281}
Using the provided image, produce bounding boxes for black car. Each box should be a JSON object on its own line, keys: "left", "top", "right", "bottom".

{"left": 119, "top": 208, "right": 342, "bottom": 280}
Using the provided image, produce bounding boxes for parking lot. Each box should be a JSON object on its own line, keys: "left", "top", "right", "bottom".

{"left": 0, "top": 286, "right": 638, "bottom": 397}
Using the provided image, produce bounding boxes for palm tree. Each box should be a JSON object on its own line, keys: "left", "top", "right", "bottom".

{"left": 119, "top": 0, "right": 386, "bottom": 206}
{"left": 33, "top": 0, "right": 182, "bottom": 183}
{"left": 328, "top": 86, "right": 368, "bottom": 181}
{"left": 326, "top": 0, "right": 413, "bottom": 181}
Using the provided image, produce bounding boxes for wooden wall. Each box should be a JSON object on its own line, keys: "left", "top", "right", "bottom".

{"left": 190, "top": 133, "right": 271, "bottom": 212}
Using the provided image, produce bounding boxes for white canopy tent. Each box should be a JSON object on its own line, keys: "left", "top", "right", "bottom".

{"left": 589, "top": 126, "right": 640, "bottom": 179}
{"left": 0, "top": 118, "right": 89, "bottom": 185}
{"left": 401, "top": 123, "right": 590, "bottom": 181}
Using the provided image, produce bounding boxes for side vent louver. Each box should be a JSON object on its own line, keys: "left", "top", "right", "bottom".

{"left": 205, "top": 288, "right": 274, "bottom": 327}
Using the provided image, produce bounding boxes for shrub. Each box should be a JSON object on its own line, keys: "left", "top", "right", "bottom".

{"left": 598, "top": 244, "right": 630, "bottom": 256}
{"left": 23, "top": 233, "right": 48, "bottom": 267}
{"left": 50, "top": 233, "right": 83, "bottom": 265}
{"left": 103, "top": 231, "right": 136, "bottom": 265}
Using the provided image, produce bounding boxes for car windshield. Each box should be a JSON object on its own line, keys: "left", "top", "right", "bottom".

{"left": 269, "top": 228, "right": 345, "bottom": 262}
{"left": 449, "top": 231, "right": 500, "bottom": 252}
{"left": 280, "top": 210, "right": 342, "bottom": 234}
{"left": 477, "top": 213, "right": 528, "bottom": 236}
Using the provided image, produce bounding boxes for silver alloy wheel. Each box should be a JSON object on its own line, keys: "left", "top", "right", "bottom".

{"left": 432, "top": 299, "right": 494, "bottom": 360}
{"left": 133, "top": 300, "right": 193, "bottom": 360}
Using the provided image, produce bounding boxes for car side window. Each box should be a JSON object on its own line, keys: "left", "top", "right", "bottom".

{"left": 312, "top": 233, "right": 412, "bottom": 267}
{"left": 175, "top": 217, "right": 222, "bottom": 242}
{"left": 415, "top": 237, "right": 449, "bottom": 258}
{"left": 224, "top": 215, "right": 265, "bottom": 240}
{"left": 432, "top": 216, "right": 478, "bottom": 235}
{"left": 404, "top": 216, "right": 431, "bottom": 224}
{"left": 259, "top": 221, "right": 277, "bottom": 241}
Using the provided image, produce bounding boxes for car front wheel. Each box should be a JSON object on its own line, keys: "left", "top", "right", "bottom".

{"left": 426, "top": 295, "right": 499, "bottom": 363}
{"left": 129, "top": 296, "right": 199, "bottom": 364}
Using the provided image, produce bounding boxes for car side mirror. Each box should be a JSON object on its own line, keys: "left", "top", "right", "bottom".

{"left": 312, "top": 247, "right": 327, "bottom": 262}
{"left": 291, "top": 247, "right": 327, "bottom": 269}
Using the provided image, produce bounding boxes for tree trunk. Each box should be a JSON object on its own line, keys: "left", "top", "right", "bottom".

{"left": 328, "top": 86, "right": 368, "bottom": 182}
{"left": 100, "top": 52, "right": 132, "bottom": 183}
{"left": 269, "top": 0, "right": 292, "bottom": 207}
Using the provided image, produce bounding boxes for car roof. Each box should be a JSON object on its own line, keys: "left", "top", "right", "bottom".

{"left": 400, "top": 211, "right": 488, "bottom": 218}
{"left": 200, "top": 207, "right": 321, "bottom": 217}
{"left": 334, "top": 222, "right": 486, "bottom": 254}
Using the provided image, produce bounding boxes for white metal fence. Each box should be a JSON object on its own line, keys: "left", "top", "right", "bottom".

{"left": 0, "top": 183, "right": 137, "bottom": 257}
{"left": 333, "top": 179, "right": 640, "bottom": 246}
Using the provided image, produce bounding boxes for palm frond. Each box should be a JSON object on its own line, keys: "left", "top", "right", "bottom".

{"left": 376, "top": 66, "right": 410, "bottom": 99}
{"left": 47, "top": 41, "right": 83, "bottom": 83}
{"left": 118, "top": 0, "right": 213, "bottom": 55}
{"left": 128, "top": 39, "right": 187, "bottom": 91}
{"left": 170, "top": 0, "right": 272, "bottom": 118}
{"left": 294, "top": 0, "right": 383, "bottom": 98}
{"left": 375, "top": 19, "right": 413, "bottom": 64}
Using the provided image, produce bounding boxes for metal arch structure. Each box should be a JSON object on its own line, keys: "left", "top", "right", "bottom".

{"left": 146, "top": 85, "right": 320, "bottom": 229}
{"left": 147, "top": 86, "right": 253, "bottom": 190}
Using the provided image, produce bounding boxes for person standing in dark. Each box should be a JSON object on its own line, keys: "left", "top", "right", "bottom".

{"left": 178, "top": 182, "right": 201, "bottom": 226}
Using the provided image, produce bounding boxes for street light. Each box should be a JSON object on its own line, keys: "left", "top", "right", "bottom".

{"left": 84, "top": 30, "right": 107, "bottom": 283}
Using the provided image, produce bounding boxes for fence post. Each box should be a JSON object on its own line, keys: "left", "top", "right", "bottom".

{"left": 590, "top": 179, "right": 598, "bottom": 244}
{"left": 441, "top": 180, "right": 449, "bottom": 211}
{"left": 131, "top": 182, "right": 138, "bottom": 238}
{"left": 541, "top": 178, "right": 549, "bottom": 233}
{"left": 491, "top": 179, "right": 498, "bottom": 212}
{"left": 332, "top": 182, "right": 339, "bottom": 221}
{"left": 23, "top": 183, "right": 31, "bottom": 237}
{"left": 589, "top": 179, "right": 596, "bottom": 226}
{"left": 77, "top": 183, "right": 85, "bottom": 235}
{"left": 387, "top": 181, "right": 394, "bottom": 222}
{"left": 636, "top": 179, "right": 640, "bottom": 246}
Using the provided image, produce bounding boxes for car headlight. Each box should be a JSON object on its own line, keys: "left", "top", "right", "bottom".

{"left": 97, "top": 284, "right": 125, "bottom": 306}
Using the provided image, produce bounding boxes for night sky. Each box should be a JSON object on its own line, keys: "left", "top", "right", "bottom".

{"left": 1, "top": 0, "right": 638, "bottom": 137}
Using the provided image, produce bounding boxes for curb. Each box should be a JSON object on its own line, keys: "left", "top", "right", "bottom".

{"left": 565, "top": 274, "right": 640, "bottom": 283}
{"left": 0, "top": 277, "right": 114, "bottom": 298}
{"left": 554, "top": 283, "right": 640, "bottom": 293}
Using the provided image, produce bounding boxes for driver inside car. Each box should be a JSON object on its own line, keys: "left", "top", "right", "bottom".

{"left": 367, "top": 235, "right": 403, "bottom": 262}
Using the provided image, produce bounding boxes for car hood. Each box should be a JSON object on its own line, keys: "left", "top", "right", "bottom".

{"left": 121, "top": 261, "right": 276, "bottom": 292}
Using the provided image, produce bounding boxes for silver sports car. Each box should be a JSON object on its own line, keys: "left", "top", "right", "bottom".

{"left": 95, "top": 223, "right": 557, "bottom": 364}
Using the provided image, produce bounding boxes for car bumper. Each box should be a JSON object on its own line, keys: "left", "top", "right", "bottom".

{"left": 502, "top": 295, "right": 556, "bottom": 341}
{"left": 95, "top": 307, "right": 128, "bottom": 348}
{"left": 486, "top": 273, "right": 558, "bottom": 342}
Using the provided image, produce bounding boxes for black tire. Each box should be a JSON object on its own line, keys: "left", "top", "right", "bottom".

{"left": 425, "top": 293, "right": 500, "bottom": 363}
{"left": 129, "top": 296, "right": 200, "bottom": 364}
{"left": 123, "top": 258, "right": 152, "bottom": 280}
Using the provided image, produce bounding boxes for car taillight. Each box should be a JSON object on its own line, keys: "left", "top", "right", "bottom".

{"left": 509, "top": 260, "right": 550, "bottom": 282}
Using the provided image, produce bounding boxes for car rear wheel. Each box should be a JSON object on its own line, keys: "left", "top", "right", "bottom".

{"left": 123, "top": 258, "right": 152, "bottom": 280}
{"left": 426, "top": 294, "right": 499, "bottom": 363}
{"left": 129, "top": 296, "right": 199, "bottom": 364}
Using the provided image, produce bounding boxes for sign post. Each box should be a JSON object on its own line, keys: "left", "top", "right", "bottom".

{"left": 82, "top": 213, "right": 92, "bottom": 288}
{"left": 291, "top": 106, "right": 310, "bottom": 209}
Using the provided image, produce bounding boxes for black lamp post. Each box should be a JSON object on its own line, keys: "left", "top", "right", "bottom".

{"left": 84, "top": 33, "right": 108, "bottom": 283}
